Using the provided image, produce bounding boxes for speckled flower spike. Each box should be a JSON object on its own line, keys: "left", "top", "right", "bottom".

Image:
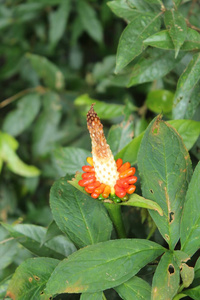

{"left": 78, "top": 104, "right": 137, "bottom": 203}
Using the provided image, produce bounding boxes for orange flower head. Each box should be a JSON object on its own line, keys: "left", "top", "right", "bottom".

{"left": 78, "top": 104, "right": 137, "bottom": 202}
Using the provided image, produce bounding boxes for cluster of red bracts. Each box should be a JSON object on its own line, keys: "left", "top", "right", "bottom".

{"left": 78, "top": 158, "right": 137, "bottom": 201}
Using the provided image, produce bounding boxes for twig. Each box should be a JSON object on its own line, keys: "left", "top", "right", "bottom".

{"left": 185, "top": 18, "right": 200, "bottom": 33}
{"left": 0, "top": 237, "right": 14, "bottom": 245}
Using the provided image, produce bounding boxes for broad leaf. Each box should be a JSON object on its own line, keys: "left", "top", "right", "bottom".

{"left": 173, "top": 53, "right": 200, "bottom": 119}
{"left": 181, "top": 162, "right": 200, "bottom": 256}
{"left": 44, "top": 239, "right": 164, "bottom": 295}
{"left": 164, "top": 9, "right": 187, "bottom": 57}
{"left": 184, "top": 285, "right": 200, "bottom": 300}
{"left": 0, "top": 226, "right": 18, "bottom": 270}
{"left": 2, "top": 223, "right": 76, "bottom": 259}
{"left": 146, "top": 90, "right": 174, "bottom": 114}
{"left": 6, "top": 257, "right": 59, "bottom": 300}
{"left": 137, "top": 116, "right": 192, "bottom": 249}
{"left": 128, "top": 48, "right": 184, "bottom": 86}
{"left": 51, "top": 147, "right": 91, "bottom": 176}
{"left": 152, "top": 252, "right": 180, "bottom": 300}
{"left": 40, "top": 221, "right": 63, "bottom": 246}
{"left": 3, "top": 93, "right": 41, "bottom": 137}
{"left": 50, "top": 175, "right": 113, "bottom": 248}
{"left": 27, "top": 53, "right": 65, "bottom": 90}
{"left": 80, "top": 292, "right": 103, "bottom": 300}
{"left": 115, "top": 276, "right": 151, "bottom": 300}
{"left": 116, "top": 13, "right": 161, "bottom": 72}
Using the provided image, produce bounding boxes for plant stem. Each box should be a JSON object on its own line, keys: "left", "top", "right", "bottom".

{"left": 173, "top": 293, "right": 187, "bottom": 300}
{"left": 104, "top": 203, "right": 126, "bottom": 238}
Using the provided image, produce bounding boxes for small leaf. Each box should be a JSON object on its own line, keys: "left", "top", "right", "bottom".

{"left": 2, "top": 93, "right": 41, "bottom": 137}
{"left": 152, "top": 252, "right": 180, "bottom": 300}
{"left": 6, "top": 257, "right": 59, "bottom": 300}
{"left": 119, "top": 193, "right": 163, "bottom": 216}
{"left": 164, "top": 9, "right": 187, "bottom": 57}
{"left": 128, "top": 48, "right": 185, "bottom": 86}
{"left": 44, "top": 239, "right": 165, "bottom": 295}
{"left": 173, "top": 53, "right": 200, "bottom": 119}
{"left": 137, "top": 116, "right": 192, "bottom": 249}
{"left": 77, "top": 0, "right": 103, "bottom": 43}
{"left": 116, "top": 13, "right": 161, "bottom": 72}
{"left": 40, "top": 221, "right": 63, "bottom": 246}
{"left": 115, "top": 276, "right": 151, "bottom": 300}
{"left": 180, "top": 264, "right": 194, "bottom": 288}
{"left": 27, "top": 53, "right": 65, "bottom": 90}
{"left": 80, "top": 291, "right": 103, "bottom": 300}
{"left": 50, "top": 175, "right": 113, "bottom": 248}
{"left": 181, "top": 162, "right": 200, "bottom": 256}
{"left": 146, "top": 89, "right": 174, "bottom": 114}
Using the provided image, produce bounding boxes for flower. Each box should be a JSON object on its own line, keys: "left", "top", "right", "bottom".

{"left": 78, "top": 104, "right": 137, "bottom": 202}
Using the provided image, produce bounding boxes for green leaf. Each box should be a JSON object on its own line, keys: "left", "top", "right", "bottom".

{"left": 50, "top": 175, "right": 113, "bottom": 248}
{"left": 167, "top": 120, "right": 200, "bottom": 150}
{"left": 2, "top": 223, "right": 76, "bottom": 259}
{"left": 107, "top": 118, "right": 134, "bottom": 156}
{"left": 7, "top": 257, "right": 59, "bottom": 300}
{"left": 128, "top": 48, "right": 184, "bottom": 86}
{"left": 51, "top": 147, "right": 91, "bottom": 177}
{"left": 119, "top": 193, "right": 163, "bottom": 216}
{"left": 116, "top": 13, "right": 161, "bottom": 72}
{"left": 164, "top": 9, "right": 187, "bottom": 57}
{"left": 146, "top": 89, "right": 174, "bottom": 114}
{"left": 0, "top": 226, "right": 18, "bottom": 270}
{"left": 137, "top": 116, "right": 192, "bottom": 249}
{"left": 152, "top": 252, "right": 180, "bottom": 300}
{"left": 2, "top": 93, "right": 41, "bottom": 137}
{"left": 0, "top": 132, "right": 40, "bottom": 177}
{"left": 184, "top": 285, "right": 200, "bottom": 300}
{"left": 0, "top": 274, "right": 12, "bottom": 299}
{"left": 115, "top": 276, "right": 151, "bottom": 300}
{"left": 184, "top": 86, "right": 200, "bottom": 119}
{"left": 77, "top": 0, "right": 103, "bottom": 43}
{"left": 144, "top": 28, "right": 200, "bottom": 51}
{"left": 74, "top": 94, "right": 124, "bottom": 119}
{"left": 40, "top": 221, "right": 63, "bottom": 246}
{"left": 27, "top": 53, "right": 65, "bottom": 90}
{"left": 181, "top": 162, "right": 200, "bottom": 256}
{"left": 173, "top": 53, "right": 200, "bottom": 119}
{"left": 80, "top": 291, "right": 103, "bottom": 300}
{"left": 180, "top": 263, "right": 194, "bottom": 288}
{"left": 44, "top": 239, "right": 165, "bottom": 295}
{"left": 49, "top": 0, "right": 71, "bottom": 47}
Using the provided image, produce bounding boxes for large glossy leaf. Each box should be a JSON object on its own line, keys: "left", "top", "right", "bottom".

{"left": 173, "top": 53, "right": 200, "bottom": 119}
{"left": 115, "top": 276, "right": 151, "bottom": 300}
{"left": 108, "top": 0, "right": 145, "bottom": 22}
{"left": 6, "top": 257, "right": 59, "bottom": 300}
{"left": 2, "top": 93, "right": 41, "bottom": 137}
{"left": 50, "top": 175, "right": 113, "bottom": 248}
{"left": 164, "top": 9, "right": 187, "bottom": 57}
{"left": 128, "top": 48, "right": 184, "bottom": 86}
{"left": 115, "top": 13, "right": 161, "bottom": 72}
{"left": 151, "top": 252, "right": 180, "bottom": 300}
{"left": 137, "top": 116, "right": 192, "bottom": 249}
{"left": 44, "top": 239, "right": 165, "bottom": 295}
{"left": 27, "top": 53, "right": 65, "bottom": 90}
{"left": 181, "top": 162, "right": 200, "bottom": 256}
{"left": 2, "top": 223, "right": 76, "bottom": 259}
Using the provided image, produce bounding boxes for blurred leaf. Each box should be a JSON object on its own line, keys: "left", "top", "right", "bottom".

{"left": 3, "top": 93, "right": 41, "bottom": 137}
{"left": 40, "top": 221, "right": 63, "bottom": 246}
{"left": 0, "top": 227, "right": 18, "bottom": 270}
{"left": 180, "top": 263, "right": 194, "bottom": 288}
{"left": 144, "top": 28, "right": 200, "bottom": 51}
{"left": 93, "top": 55, "right": 116, "bottom": 81}
{"left": 0, "top": 274, "right": 11, "bottom": 299}
{"left": 127, "top": 0, "right": 160, "bottom": 12}
{"left": 164, "top": 9, "right": 187, "bottom": 57}
{"left": 168, "top": 120, "right": 200, "bottom": 150}
{"left": 138, "top": 116, "right": 192, "bottom": 249}
{"left": 115, "top": 276, "right": 151, "bottom": 300}
{"left": 0, "top": 132, "right": 40, "bottom": 177}
{"left": 195, "top": 257, "right": 200, "bottom": 278}
{"left": 116, "top": 13, "right": 161, "bottom": 72}
{"left": 184, "top": 285, "right": 200, "bottom": 300}
{"left": 75, "top": 94, "right": 124, "bottom": 119}
{"left": 184, "top": 86, "right": 200, "bottom": 119}
{"left": 77, "top": 0, "right": 103, "bottom": 43}
{"left": 51, "top": 147, "right": 91, "bottom": 177}
{"left": 107, "top": 118, "right": 134, "bottom": 156}
{"left": 2, "top": 223, "right": 76, "bottom": 259}
{"left": 119, "top": 193, "right": 163, "bottom": 216}
{"left": 146, "top": 89, "right": 174, "bottom": 114}
{"left": 27, "top": 53, "right": 65, "bottom": 90}
{"left": 181, "top": 162, "right": 200, "bottom": 256}
{"left": 173, "top": 53, "right": 200, "bottom": 119}
{"left": 0, "top": 183, "right": 17, "bottom": 220}
{"left": 152, "top": 252, "right": 180, "bottom": 300}
{"left": 80, "top": 292, "right": 103, "bottom": 300}
{"left": 44, "top": 239, "right": 164, "bottom": 295}
{"left": 49, "top": 0, "right": 71, "bottom": 47}
{"left": 7, "top": 257, "right": 59, "bottom": 300}
{"left": 144, "top": 0, "right": 162, "bottom": 3}
{"left": 128, "top": 48, "right": 184, "bottom": 86}
{"left": 50, "top": 175, "right": 113, "bottom": 248}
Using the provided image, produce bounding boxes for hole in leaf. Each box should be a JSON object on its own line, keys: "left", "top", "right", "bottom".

{"left": 34, "top": 275, "right": 40, "bottom": 281}
{"left": 150, "top": 189, "right": 154, "bottom": 194}
{"left": 168, "top": 264, "right": 175, "bottom": 274}
{"left": 169, "top": 211, "right": 174, "bottom": 223}
{"left": 40, "top": 291, "right": 44, "bottom": 295}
